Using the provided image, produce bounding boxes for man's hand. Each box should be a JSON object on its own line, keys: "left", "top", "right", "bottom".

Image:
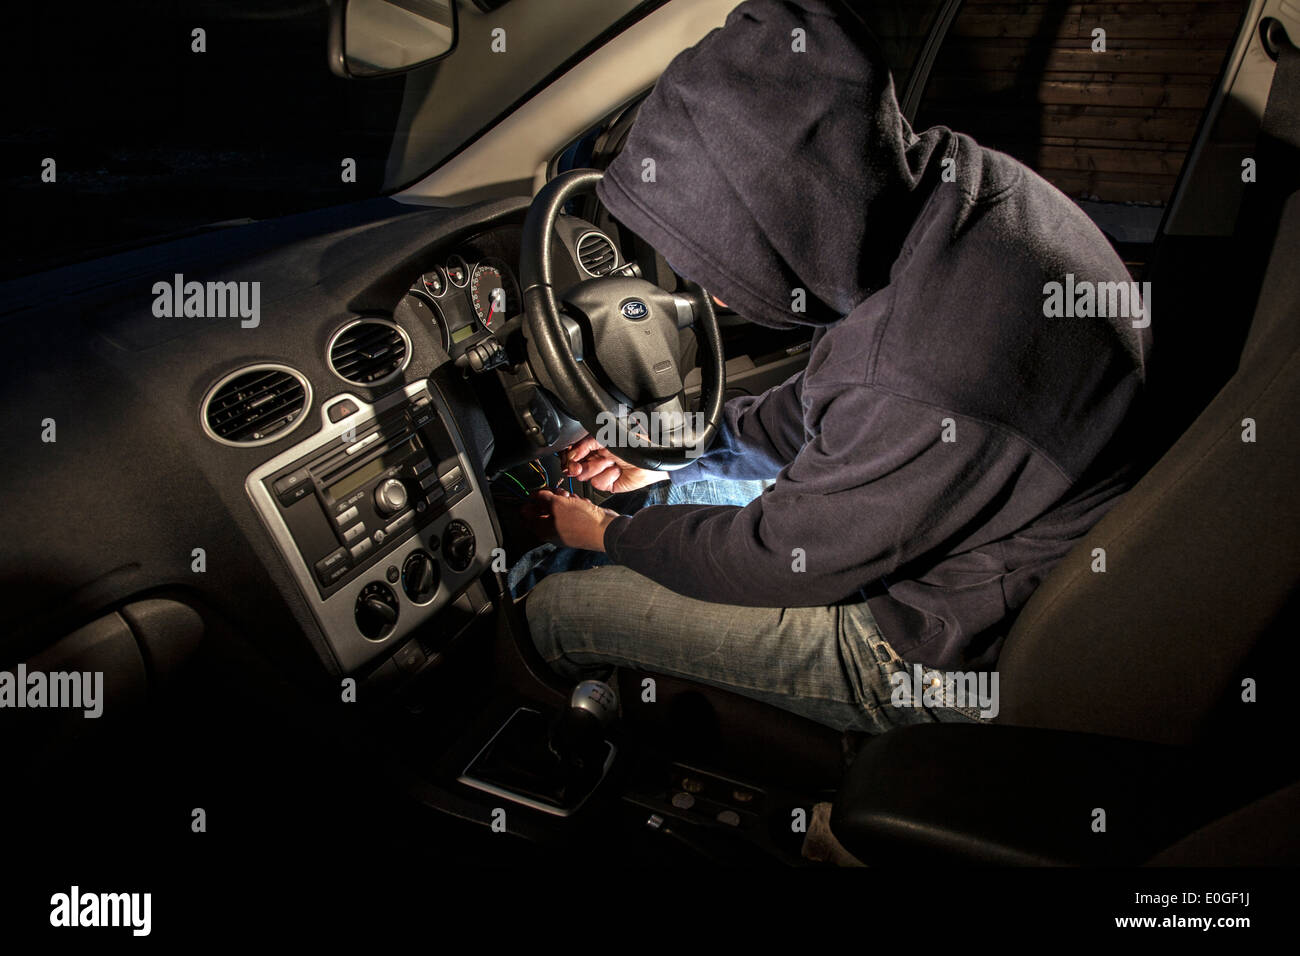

{"left": 521, "top": 489, "right": 621, "bottom": 552}
{"left": 562, "top": 435, "right": 667, "bottom": 494}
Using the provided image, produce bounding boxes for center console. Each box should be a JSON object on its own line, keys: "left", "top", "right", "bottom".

{"left": 247, "top": 381, "right": 497, "bottom": 673}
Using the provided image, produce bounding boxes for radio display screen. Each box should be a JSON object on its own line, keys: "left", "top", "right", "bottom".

{"left": 327, "top": 437, "right": 419, "bottom": 501}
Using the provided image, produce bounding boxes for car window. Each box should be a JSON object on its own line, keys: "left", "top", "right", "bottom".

{"left": 2, "top": 0, "right": 664, "bottom": 280}
{"left": 914, "top": 0, "right": 1250, "bottom": 264}
{"left": 557, "top": 0, "right": 951, "bottom": 177}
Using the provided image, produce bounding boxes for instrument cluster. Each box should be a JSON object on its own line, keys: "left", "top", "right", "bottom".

{"left": 409, "top": 253, "right": 521, "bottom": 354}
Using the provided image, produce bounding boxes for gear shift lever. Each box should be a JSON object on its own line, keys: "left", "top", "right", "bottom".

{"left": 550, "top": 679, "right": 619, "bottom": 772}
{"left": 458, "top": 679, "right": 620, "bottom": 815}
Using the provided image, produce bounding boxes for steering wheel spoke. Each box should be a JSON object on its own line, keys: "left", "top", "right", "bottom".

{"left": 519, "top": 169, "right": 725, "bottom": 469}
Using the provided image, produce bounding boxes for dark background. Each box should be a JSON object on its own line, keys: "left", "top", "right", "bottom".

{"left": 2, "top": 0, "right": 406, "bottom": 279}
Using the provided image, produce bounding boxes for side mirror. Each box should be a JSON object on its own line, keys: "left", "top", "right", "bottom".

{"left": 328, "top": 0, "right": 457, "bottom": 78}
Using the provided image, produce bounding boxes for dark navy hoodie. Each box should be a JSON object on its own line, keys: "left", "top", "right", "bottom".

{"left": 595, "top": 0, "right": 1151, "bottom": 670}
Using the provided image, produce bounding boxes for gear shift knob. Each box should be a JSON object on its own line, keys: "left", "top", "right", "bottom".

{"left": 551, "top": 679, "right": 619, "bottom": 771}
{"left": 570, "top": 679, "right": 619, "bottom": 726}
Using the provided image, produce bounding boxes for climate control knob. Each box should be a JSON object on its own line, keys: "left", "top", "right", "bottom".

{"left": 354, "top": 581, "right": 399, "bottom": 641}
{"left": 374, "top": 478, "right": 409, "bottom": 516}
{"left": 442, "top": 520, "right": 476, "bottom": 573}
{"left": 402, "top": 550, "right": 440, "bottom": 604}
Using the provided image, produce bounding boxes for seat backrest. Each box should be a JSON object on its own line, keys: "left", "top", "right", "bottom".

{"left": 995, "top": 188, "right": 1300, "bottom": 746}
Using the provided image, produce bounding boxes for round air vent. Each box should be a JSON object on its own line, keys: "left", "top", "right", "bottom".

{"left": 576, "top": 231, "right": 619, "bottom": 276}
{"left": 328, "top": 318, "right": 411, "bottom": 387}
{"left": 202, "top": 364, "right": 312, "bottom": 447}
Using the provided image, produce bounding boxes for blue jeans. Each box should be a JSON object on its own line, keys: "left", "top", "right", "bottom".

{"left": 515, "top": 478, "right": 985, "bottom": 733}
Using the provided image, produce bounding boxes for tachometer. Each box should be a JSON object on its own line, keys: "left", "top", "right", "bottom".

{"left": 469, "top": 259, "right": 520, "bottom": 329}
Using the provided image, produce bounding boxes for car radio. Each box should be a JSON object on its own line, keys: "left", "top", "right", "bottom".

{"left": 268, "top": 393, "right": 465, "bottom": 598}
{"left": 247, "top": 382, "right": 497, "bottom": 674}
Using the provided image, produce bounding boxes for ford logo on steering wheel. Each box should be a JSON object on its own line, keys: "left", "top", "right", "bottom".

{"left": 620, "top": 299, "right": 649, "bottom": 320}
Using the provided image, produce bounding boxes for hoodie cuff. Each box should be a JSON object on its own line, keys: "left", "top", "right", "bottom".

{"left": 602, "top": 514, "right": 633, "bottom": 560}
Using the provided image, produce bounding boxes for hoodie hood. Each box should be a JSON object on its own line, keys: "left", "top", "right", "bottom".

{"left": 596, "top": 0, "right": 951, "bottom": 329}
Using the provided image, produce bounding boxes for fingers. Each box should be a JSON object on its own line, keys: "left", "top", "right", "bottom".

{"left": 590, "top": 466, "right": 621, "bottom": 493}
{"left": 562, "top": 435, "right": 602, "bottom": 474}
{"left": 563, "top": 434, "right": 634, "bottom": 478}
{"left": 520, "top": 489, "right": 557, "bottom": 516}
{"left": 572, "top": 455, "right": 619, "bottom": 484}
{"left": 520, "top": 490, "right": 560, "bottom": 542}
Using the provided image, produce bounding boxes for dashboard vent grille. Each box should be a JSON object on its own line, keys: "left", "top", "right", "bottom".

{"left": 577, "top": 232, "right": 618, "bottom": 276}
{"left": 328, "top": 319, "right": 410, "bottom": 387}
{"left": 203, "top": 365, "right": 310, "bottom": 446}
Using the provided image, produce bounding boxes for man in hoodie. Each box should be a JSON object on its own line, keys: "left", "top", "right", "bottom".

{"left": 519, "top": 0, "right": 1150, "bottom": 733}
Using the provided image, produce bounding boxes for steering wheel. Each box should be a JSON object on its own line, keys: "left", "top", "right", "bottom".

{"left": 518, "top": 169, "right": 726, "bottom": 471}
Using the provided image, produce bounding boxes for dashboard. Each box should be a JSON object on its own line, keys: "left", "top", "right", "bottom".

{"left": 0, "top": 195, "right": 535, "bottom": 682}
{"left": 0, "top": 193, "right": 625, "bottom": 689}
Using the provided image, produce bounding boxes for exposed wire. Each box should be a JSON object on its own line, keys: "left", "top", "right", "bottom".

{"left": 497, "top": 472, "right": 530, "bottom": 498}
{"left": 553, "top": 451, "right": 575, "bottom": 495}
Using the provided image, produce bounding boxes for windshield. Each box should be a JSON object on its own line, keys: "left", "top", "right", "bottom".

{"left": 2, "top": 0, "right": 661, "bottom": 280}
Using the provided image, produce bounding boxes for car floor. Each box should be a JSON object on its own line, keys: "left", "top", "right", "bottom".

{"left": 6, "top": 615, "right": 822, "bottom": 874}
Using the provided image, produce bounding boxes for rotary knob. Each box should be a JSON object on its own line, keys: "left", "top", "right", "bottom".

{"left": 354, "top": 582, "right": 399, "bottom": 641}
{"left": 441, "top": 520, "right": 476, "bottom": 573}
{"left": 402, "top": 550, "right": 440, "bottom": 604}
{"left": 374, "top": 478, "right": 409, "bottom": 517}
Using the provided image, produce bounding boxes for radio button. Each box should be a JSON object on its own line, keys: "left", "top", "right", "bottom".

{"left": 314, "top": 547, "right": 351, "bottom": 586}
{"left": 276, "top": 482, "right": 311, "bottom": 507}
{"left": 273, "top": 468, "right": 310, "bottom": 495}
{"left": 336, "top": 505, "right": 359, "bottom": 526}
{"left": 342, "top": 522, "right": 367, "bottom": 543}
{"left": 440, "top": 466, "right": 468, "bottom": 498}
{"left": 273, "top": 469, "right": 312, "bottom": 506}
{"left": 350, "top": 538, "right": 374, "bottom": 561}
{"left": 414, "top": 457, "right": 434, "bottom": 477}
{"left": 385, "top": 511, "right": 414, "bottom": 536}
{"left": 410, "top": 399, "right": 434, "bottom": 428}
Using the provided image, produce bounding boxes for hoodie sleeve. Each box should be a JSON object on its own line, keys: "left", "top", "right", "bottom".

{"left": 604, "top": 382, "right": 1074, "bottom": 607}
{"left": 669, "top": 369, "right": 808, "bottom": 484}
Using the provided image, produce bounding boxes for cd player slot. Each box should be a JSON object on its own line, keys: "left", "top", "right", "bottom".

{"left": 316, "top": 427, "right": 415, "bottom": 486}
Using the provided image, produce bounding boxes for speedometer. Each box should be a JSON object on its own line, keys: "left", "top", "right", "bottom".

{"left": 469, "top": 259, "right": 520, "bottom": 329}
